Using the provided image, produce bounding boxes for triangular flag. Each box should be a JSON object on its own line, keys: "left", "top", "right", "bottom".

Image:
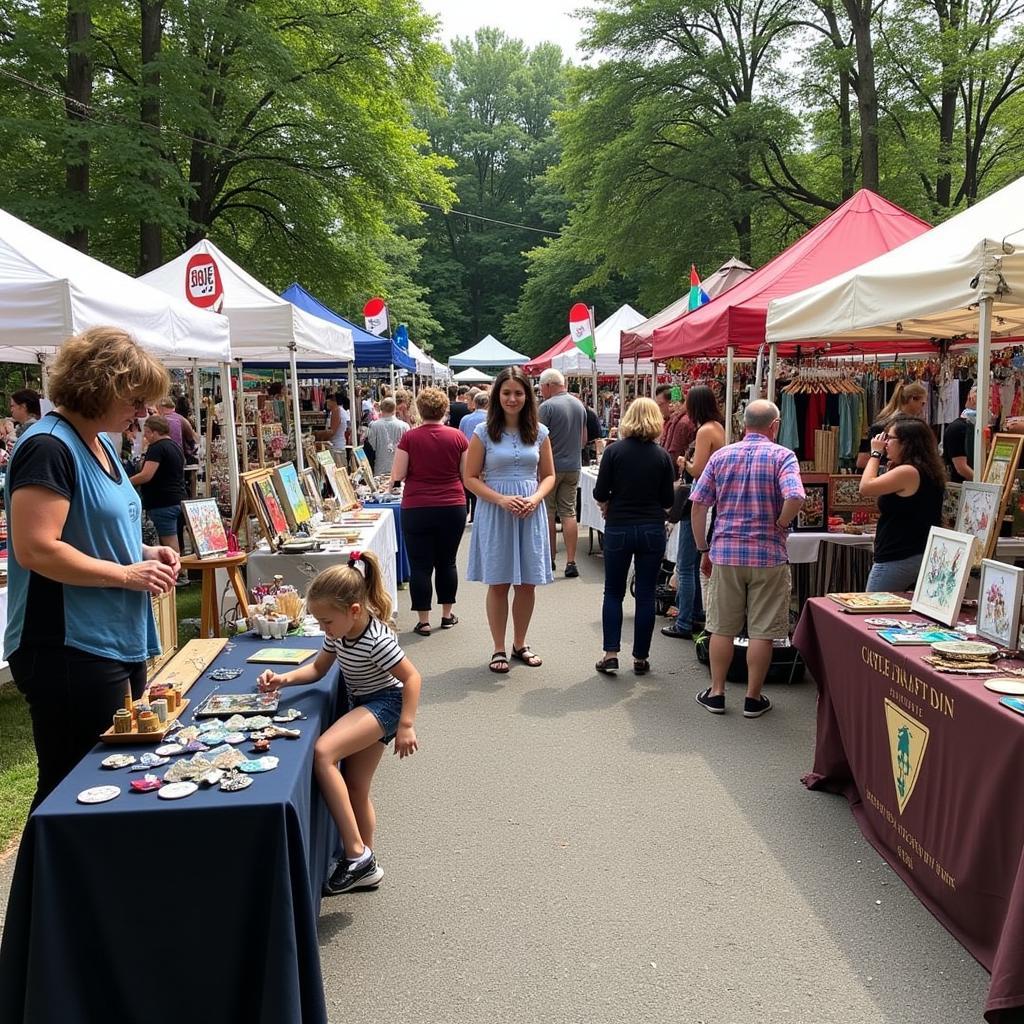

{"left": 569, "top": 302, "right": 595, "bottom": 361}
{"left": 688, "top": 265, "right": 710, "bottom": 311}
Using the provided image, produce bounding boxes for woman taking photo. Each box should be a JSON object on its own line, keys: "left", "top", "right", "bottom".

{"left": 593, "top": 397, "right": 675, "bottom": 675}
{"left": 857, "top": 380, "right": 927, "bottom": 469}
{"left": 5, "top": 327, "right": 180, "bottom": 809}
{"left": 390, "top": 388, "right": 469, "bottom": 636}
{"left": 860, "top": 416, "right": 945, "bottom": 592}
{"left": 663, "top": 385, "right": 726, "bottom": 640}
{"left": 465, "top": 366, "right": 555, "bottom": 674}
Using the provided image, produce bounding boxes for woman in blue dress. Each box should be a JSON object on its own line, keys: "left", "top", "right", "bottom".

{"left": 465, "top": 366, "right": 555, "bottom": 673}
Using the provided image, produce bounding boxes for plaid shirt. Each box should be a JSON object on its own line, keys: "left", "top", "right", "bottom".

{"left": 689, "top": 432, "right": 805, "bottom": 567}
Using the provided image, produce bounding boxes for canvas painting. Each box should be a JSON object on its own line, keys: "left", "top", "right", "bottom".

{"left": 257, "top": 477, "right": 290, "bottom": 538}
{"left": 352, "top": 446, "right": 375, "bottom": 487}
{"left": 976, "top": 559, "right": 1024, "bottom": 649}
{"left": 795, "top": 479, "right": 828, "bottom": 532}
{"left": 955, "top": 481, "right": 1004, "bottom": 564}
{"left": 181, "top": 498, "right": 228, "bottom": 559}
{"left": 941, "top": 483, "right": 961, "bottom": 531}
{"left": 300, "top": 467, "right": 323, "bottom": 514}
{"left": 911, "top": 527, "right": 975, "bottom": 627}
{"left": 315, "top": 449, "right": 343, "bottom": 503}
{"left": 272, "top": 462, "right": 311, "bottom": 532}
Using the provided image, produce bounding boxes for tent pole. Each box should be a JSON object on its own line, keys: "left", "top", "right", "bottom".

{"left": 725, "top": 346, "right": 735, "bottom": 445}
{"left": 767, "top": 344, "right": 778, "bottom": 404}
{"left": 975, "top": 296, "right": 993, "bottom": 472}
{"left": 38, "top": 354, "right": 49, "bottom": 396}
{"left": 219, "top": 362, "right": 240, "bottom": 512}
{"left": 618, "top": 363, "right": 626, "bottom": 421}
{"left": 390, "top": 364, "right": 396, "bottom": 393}
{"left": 191, "top": 360, "right": 202, "bottom": 482}
{"left": 633, "top": 356, "right": 638, "bottom": 397}
{"left": 288, "top": 345, "right": 304, "bottom": 472}
{"left": 235, "top": 361, "right": 249, "bottom": 472}
{"left": 348, "top": 364, "right": 358, "bottom": 458}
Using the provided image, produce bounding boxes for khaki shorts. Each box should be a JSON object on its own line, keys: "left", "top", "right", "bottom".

{"left": 544, "top": 471, "right": 579, "bottom": 520}
{"left": 706, "top": 563, "right": 791, "bottom": 640}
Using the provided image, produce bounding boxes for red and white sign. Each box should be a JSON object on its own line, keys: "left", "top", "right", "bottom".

{"left": 363, "top": 296, "right": 389, "bottom": 336}
{"left": 185, "top": 253, "right": 224, "bottom": 311}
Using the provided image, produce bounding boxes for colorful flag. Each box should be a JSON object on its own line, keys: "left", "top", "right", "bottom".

{"left": 688, "top": 265, "right": 710, "bottom": 311}
{"left": 363, "top": 297, "right": 389, "bottom": 336}
{"left": 569, "top": 302, "right": 595, "bottom": 361}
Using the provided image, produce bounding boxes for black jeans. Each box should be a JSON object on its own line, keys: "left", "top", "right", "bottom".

{"left": 401, "top": 505, "right": 468, "bottom": 611}
{"left": 602, "top": 522, "right": 667, "bottom": 658}
{"left": 10, "top": 645, "right": 147, "bottom": 810}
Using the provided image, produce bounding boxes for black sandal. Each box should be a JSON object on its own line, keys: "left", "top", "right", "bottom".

{"left": 512, "top": 645, "right": 542, "bottom": 667}
{"left": 595, "top": 656, "right": 619, "bottom": 675}
{"left": 633, "top": 658, "right": 651, "bottom": 675}
{"left": 440, "top": 614, "right": 459, "bottom": 629}
{"left": 413, "top": 622, "right": 431, "bottom": 636}
{"left": 489, "top": 651, "right": 510, "bottom": 674}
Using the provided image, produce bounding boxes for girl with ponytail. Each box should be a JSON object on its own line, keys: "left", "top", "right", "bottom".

{"left": 257, "top": 550, "right": 421, "bottom": 896}
{"left": 857, "top": 380, "right": 928, "bottom": 469}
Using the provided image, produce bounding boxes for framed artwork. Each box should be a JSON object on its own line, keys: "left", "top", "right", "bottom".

{"left": 272, "top": 462, "right": 311, "bottom": 532}
{"left": 828, "top": 474, "right": 877, "bottom": 512}
{"left": 795, "top": 475, "right": 828, "bottom": 533}
{"left": 256, "top": 477, "right": 290, "bottom": 539}
{"left": 955, "top": 480, "right": 1005, "bottom": 564}
{"left": 911, "top": 526, "right": 975, "bottom": 627}
{"left": 239, "top": 468, "right": 289, "bottom": 550}
{"left": 334, "top": 466, "right": 358, "bottom": 508}
{"left": 941, "top": 482, "right": 962, "bottom": 531}
{"left": 299, "top": 467, "right": 323, "bottom": 514}
{"left": 181, "top": 498, "right": 228, "bottom": 559}
{"left": 315, "top": 449, "right": 343, "bottom": 503}
{"left": 983, "top": 433, "right": 1024, "bottom": 507}
{"left": 976, "top": 559, "right": 1024, "bottom": 649}
{"left": 352, "top": 446, "right": 375, "bottom": 487}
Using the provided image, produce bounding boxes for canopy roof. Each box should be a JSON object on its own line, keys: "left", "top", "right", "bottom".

{"left": 766, "top": 174, "right": 1024, "bottom": 344}
{"left": 448, "top": 334, "right": 528, "bottom": 367}
{"left": 140, "top": 240, "right": 353, "bottom": 362}
{"left": 652, "top": 190, "right": 932, "bottom": 359}
{"left": 280, "top": 283, "right": 414, "bottom": 370}
{"left": 620, "top": 259, "right": 753, "bottom": 361}
{"left": 452, "top": 366, "right": 494, "bottom": 384}
{"left": 522, "top": 334, "right": 574, "bottom": 376}
{"left": 406, "top": 339, "right": 434, "bottom": 376}
{"left": 552, "top": 304, "right": 649, "bottom": 374}
{"left": 0, "top": 207, "right": 231, "bottom": 363}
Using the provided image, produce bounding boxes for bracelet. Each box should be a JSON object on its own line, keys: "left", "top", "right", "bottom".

{"left": 697, "top": 547, "right": 709, "bottom": 553}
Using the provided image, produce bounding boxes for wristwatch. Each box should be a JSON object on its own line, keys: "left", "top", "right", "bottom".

{"left": 870, "top": 451, "right": 884, "bottom": 459}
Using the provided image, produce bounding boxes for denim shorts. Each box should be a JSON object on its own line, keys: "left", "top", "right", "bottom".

{"left": 147, "top": 504, "right": 181, "bottom": 537}
{"left": 351, "top": 686, "right": 404, "bottom": 744}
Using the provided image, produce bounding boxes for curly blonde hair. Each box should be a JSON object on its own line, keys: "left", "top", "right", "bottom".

{"left": 619, "top": 397, "right": 663, "bottom": 441}
{"left": 48, "top": 326, "right": 169, "bottom": 420}
{"left": 415, "top": 387, "right": 449, "bottom": 423}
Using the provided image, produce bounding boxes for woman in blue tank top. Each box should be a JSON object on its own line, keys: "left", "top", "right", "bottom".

{"left": 5, "top": 327, "right": 180, "bottom": 809}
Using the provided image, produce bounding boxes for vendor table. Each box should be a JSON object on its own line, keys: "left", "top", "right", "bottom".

{"left": 362, "top": 501, "right": 410, "bottom": 583}
{"left": 794, "top": 599, "right": 1024, "bottom": 1023}
{"left": 0, "top": 634, "right": 339, "bottom": 1024}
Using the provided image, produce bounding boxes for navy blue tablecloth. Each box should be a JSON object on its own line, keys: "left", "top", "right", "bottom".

{"left": 0, "top": 634, "right": 339, "bottom": 1024}
{"left": 363, "top": 502, "right": 410, "bottom": 582}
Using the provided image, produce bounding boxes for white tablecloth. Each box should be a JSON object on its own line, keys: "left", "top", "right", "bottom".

{"left": 579, "top": 466, "right": 604, "bottom": 532}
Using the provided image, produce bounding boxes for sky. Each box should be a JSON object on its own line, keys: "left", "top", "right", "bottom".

{"left": 425, "top": 0, "right": 597, "bottom": 54}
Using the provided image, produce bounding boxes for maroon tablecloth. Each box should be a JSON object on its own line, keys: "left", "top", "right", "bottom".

{"left": 794, "top": 598, "right": 1024, "bottom": 1024}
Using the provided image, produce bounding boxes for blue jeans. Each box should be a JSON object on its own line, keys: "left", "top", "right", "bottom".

{"left": 673, "top": 517, "right": 704, "bottom": 630}
{"left": 602, "top": 522, "right": 667, "bottom": 658}
{"left": 866, "top": 553, "right": 923, "bottom": 593}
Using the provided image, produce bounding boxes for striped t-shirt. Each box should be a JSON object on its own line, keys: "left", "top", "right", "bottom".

{"left": 323, "top": 616, "right": 405, "bottom": 698}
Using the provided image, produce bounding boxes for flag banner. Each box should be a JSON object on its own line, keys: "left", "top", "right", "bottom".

{"left": 569, "top": 302, "right": 595, "bottom": 361}
{"left": 393, "top": 323, "right": 410, "bottom": 353}
{"left": 688, "top": 265, "right": 710, "bottom": 311}
{"left": 363, "top": 297, "right": 389, "bottom": 336}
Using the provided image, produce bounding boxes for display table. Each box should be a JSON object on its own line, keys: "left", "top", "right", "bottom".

{"left": 362, "top": 501, "right": 410, "bottom": 583}
{"left": 794, "top": 599, "right": 1024, "bottom": 1023}
{"left": 247, "top": 510, "right": 399, "bottom": 609}
{"left": 579, "top": 465, "right": 603, "bottom": 534}
{"left": 180, "top": 551, "right": 250, "bottom": 638}
{"left": 0, "top": 634, "right": 339, "bottom": 1024}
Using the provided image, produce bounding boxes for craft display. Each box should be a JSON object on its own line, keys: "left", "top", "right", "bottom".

{"left": 931, "top": 640, "right": 999, "bottom": 660}
{"left": 795, "top": 475, "right": 828, "bottom": 533}
{"left": 299, "top": 467, "right": 323, "bottom": 514}
{"left": 193, "top": 691, "right": 281, "bottom": 717}
{"left": 246, "top": 647, "right": 318, "bottom": 665}
{"left": 272, "top": 462, "right": 312, "bottom": 532}
{"left": 982, "top": 433, "right": 1024, "bottom": 508}
{"left": 827, "top": 592, "right": 913, "bottom": 613}
{"left": 976, "top": 559, "right": 1024, "bottom": 649}
{"left": 911, "top": 527, "right": 976, "bottom": 627}
{"left": 955, "top": 481, "right": 1005, "bottom": 565}
{"left": 182, "top": 498, "right": 229, "bottom": 559}
{"left": 159, "top": 782, "right": 199, "bottom": 800}
{"left": 829, "top": 474, "right": 878, "bottom": 517}
{"left": 101, "top": 754, "right": 136, "bottom": 769}
{"left": 314, "top": 450, "right": 358, "bottom": 509}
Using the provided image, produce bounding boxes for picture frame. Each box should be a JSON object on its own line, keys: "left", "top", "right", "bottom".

{"left": 352, "top": 446, "right": 375, "bottom": 487}
{"left": 334, "top": 466, "right": 358, "bottom": 508}
{"left": 955, "top": 480, "right": 1005, "bottom": 565}
{"left": 181, "top": 498, "right": 228, "bottom": 559}
{"left": 314, "top": 449, "right": 343, "bottom": 504}
{"left": 238, "top": 468, "right": 290, "bottom": 550}
{"left": 976, "top": 558, "right": 1024, "bottom": 649}
{"left": 982, "top": 432, "right": 1024, "bottom": 507}
{"left": 271, "top": 461, "right": 311, "bottom": 532}
{"left": 299, "top": 467, "right": 323, "bottom": 514}
{"left": 911, "top": 526, "right": 976, "bottom": 627}
{"left": 795, "top": 475, "right": 829, "bottom": 533}
{"left": 941, "top": 482, "right": 962, "bottom": 531}
{"left": 828, "top": 474, "right": 877, "bottom": 512}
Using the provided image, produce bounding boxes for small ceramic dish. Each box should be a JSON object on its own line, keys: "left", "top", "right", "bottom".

{"left": 158, "top": 781, "right": 199, "bottom": 800}
{"left": 984, "top": 678, "right": 1024, "bottom": 695}
{"left": 77, "top": 785, "right": 121, "bottom": 804}
{"left": 101, "top": 754, "right": 136, "bottom": 770}
{"left": 931, "top": 640, "right": 998, "bottom": 661}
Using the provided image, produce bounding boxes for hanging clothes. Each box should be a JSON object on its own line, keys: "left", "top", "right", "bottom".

{"left": 779, "top": 391, "right": 800, "bottom": 452}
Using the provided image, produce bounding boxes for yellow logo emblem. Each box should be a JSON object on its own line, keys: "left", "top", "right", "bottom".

{"left": 884, "top": 698, "right": 930, "bottom": 814}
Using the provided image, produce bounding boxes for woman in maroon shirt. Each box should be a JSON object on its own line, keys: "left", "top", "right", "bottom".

{"left": 389, "top": 388, "right": 469, "bottom": 635}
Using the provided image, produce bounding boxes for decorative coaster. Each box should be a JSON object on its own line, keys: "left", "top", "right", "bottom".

{"left": 158, "top": 782, "right": 199, "bottom": 800}
{"left": 77, "top": 786, "right": 121, "bottom": 804}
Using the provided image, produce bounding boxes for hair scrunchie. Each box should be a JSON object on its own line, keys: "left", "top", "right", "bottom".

{"left": 347, "top": 550, "right": 362, "bottom": 570}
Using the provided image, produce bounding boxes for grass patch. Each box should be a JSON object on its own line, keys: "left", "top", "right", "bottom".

{"left": 175, "top": 582, "right": 203, "bottom": 647}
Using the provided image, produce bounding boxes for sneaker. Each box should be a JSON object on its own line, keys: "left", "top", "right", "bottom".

{"left": 323, "top": 853, "right": 383, "bottom": 895}
{"left": 174, "top": 574, "right": 191, "bottom": 588}
{"left": 661, "top": 624, "right": 692, "bottom": 639}
{"left": 743, "top": 694, "right": 772, "bottom": 719}
{"left": 695, "top": 687, "right": 725, "bottom": 714}
{"left": 564, "top": 561, "right": 579, "bottom": 578}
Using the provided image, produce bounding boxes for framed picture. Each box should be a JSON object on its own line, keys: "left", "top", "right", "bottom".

{"left": 314, "top": 449, "right": 343, "bottom": 504}
{"left": 828, "top": 474, "right": 877, "bottom": 512}
{"left": 299, "top": 467, "right": 323, "bottom": 514}
{"left": 272, "top": 462, "right": 311, "bottom": 532}
{"left": 181, "top": 498, "right": 228, "bottom": 559}
{"left": 983, "top": 433, "right": 1024, "bottom": 507}
{"left": 334, "top": 466, "right": 358, "bottom": 508}
{"left": 795, "top": 476, "right": 828, "bottom": 533}
{"left": 976, "top": 559, "right": 1024, "bottom": 649}
{"left": 239, "top": 468, "right": 290, "bottom": 550}
{"left": 352, "top": 446, "right": 375, "bottom": 487}
{"left": 941, "top": 482, "right": 962, "bottom": 530}
{"left": 911, "top": 526, "right": 976, "bottom": 627}
{"left": 955, "top": 480, "right": 1005, "bottom": 564}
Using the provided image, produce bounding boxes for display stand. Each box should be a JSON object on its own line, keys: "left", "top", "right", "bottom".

{"left": 179, "top": 552, "right": 250, "bottom": 638}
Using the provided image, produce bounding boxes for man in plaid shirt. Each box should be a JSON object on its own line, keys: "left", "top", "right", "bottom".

{"left": 689, "top": 400, "right": 805, "bottom": 718}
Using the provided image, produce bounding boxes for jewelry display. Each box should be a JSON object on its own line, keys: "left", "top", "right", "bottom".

{"left": 129, "top": 775, "right": 163, "bottom": 793}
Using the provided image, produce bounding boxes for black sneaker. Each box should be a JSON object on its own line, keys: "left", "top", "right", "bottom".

{"left": 744, "top": 694, "right": 772, "bottom": 719}
{"left": 695, "top": 687, "right": 725, "bottom": 714}
{"left": 564, "top": 561, "right": 579, "bottom": 578}
{"left": 323, "top": 853, "right": 383, "bottom": 895}
{"left": 661, "top": 624, "right": 692, "bottom": 639}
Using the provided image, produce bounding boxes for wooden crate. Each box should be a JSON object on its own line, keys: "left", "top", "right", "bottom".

{"left": 147, "top": 589, "right": 178, "bottom": 679}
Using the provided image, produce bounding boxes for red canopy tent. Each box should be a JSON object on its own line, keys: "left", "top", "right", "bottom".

{"left": 651, "top": 190, "right": 935, "bottom": 360}
{"left": 523, "top": 334, "right": 574, "bottom": 376}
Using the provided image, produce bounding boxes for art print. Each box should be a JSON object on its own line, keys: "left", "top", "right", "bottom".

{"left": 983, "top": 433, "right": 1024, "bottom": 508}
{"left": 911, "top": 526, "right": 975, "bottom": 627}
{"left": 181, "top": 498, "right": 228, "bottom": 559}
{"left": 257, "top": 477, "right": 289, "bottom": 538}
{"left": 976, "top": 559, "right": 1024, "bottom": 649}
{"left": 352, "top": 446, "right": 375, "bottom": 487}
{"left": 272, "top": 462, "right": 311, "bottom": 532}
{"left": 300, "top": 467, "right": 323, "bottom": 514}
{"left": 941, "top": 483, "right": 961, "bottom": 531}
{"left": 795, "top": 478, "right": 828, "bottom": 533}
{"left": 955, "top": 481, "right": 1004, "bottom": 564}
{"left": 315, "top": 449, "right": 343, "bottom": 503}
{"left": 829, "top": 475, "right": 876, "bottom": 511}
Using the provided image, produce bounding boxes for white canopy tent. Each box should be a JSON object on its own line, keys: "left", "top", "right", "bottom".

{"left": 766, "top": 173, "right": 1024, "bottom": 472}
{"left": 451, "top": 366, "right": 494, "bottom": 384}
{"left": 431, "top": 358, "right": 452, "bottom": 382}
{"left": 0, "top": 207, "right": 231, "bottom": 363}
{"left": 448, "top": 334, "right": 528, "bottom": 367}
{"left": 551, "top": 304, "right": 649, "bottom": 375}
{"left": 406, "top": 339, "right": 434, "bottom": 376}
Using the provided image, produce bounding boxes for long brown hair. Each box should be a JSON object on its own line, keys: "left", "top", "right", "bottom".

{"left": 889, "top": 416, "right": 946, "bottom": 487}
{"left": 306, "top": 550, "right": 393, "bottom": 625}
{"left": 685, "top": 385, "right": 724, "bottom": 427}
{"left": 485, "top": 366, "right": 539, "bottom": 445}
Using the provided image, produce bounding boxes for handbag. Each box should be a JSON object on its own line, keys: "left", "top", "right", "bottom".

{"left": 668, "top": 478, "right": 692, "bottom": 524}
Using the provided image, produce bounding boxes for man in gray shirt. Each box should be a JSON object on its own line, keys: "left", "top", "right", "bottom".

{"left": 364, "top": 397, "right": 409, "bottom": 477}
{"left": 539, "top": 368, "right": 587, "bottom": 577}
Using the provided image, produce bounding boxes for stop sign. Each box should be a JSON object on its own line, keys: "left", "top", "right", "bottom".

{"left": 185, "top": 253, "right": 224, "bottom": 310}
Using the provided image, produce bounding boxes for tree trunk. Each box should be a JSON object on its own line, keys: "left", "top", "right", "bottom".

{"left": 138, "top": 0, "right": 164, "bottom": 272}
{"left": 839, "top": 68, "right": 855, "bottom": 199}
{"left": 843, "top": 0, "right": 879, "bottom": 192}
{"left": 64, "top": 0, "right": 92, "bottom": 252}
{"left": 935, "top": 0, "right": 961, "bottom": 208}
{"left": 733, "top": 210, "right": 752, "bottom": 266}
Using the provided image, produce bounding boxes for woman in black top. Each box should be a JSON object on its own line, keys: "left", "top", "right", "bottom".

{"left": 593, "top": 397, "right": 675, "bottom": 675}
{"left": 859, "top": 416, "right": 945, "bottom": 592}
{"left": 130, "top": 415, "right": 186, "bottom": 561}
